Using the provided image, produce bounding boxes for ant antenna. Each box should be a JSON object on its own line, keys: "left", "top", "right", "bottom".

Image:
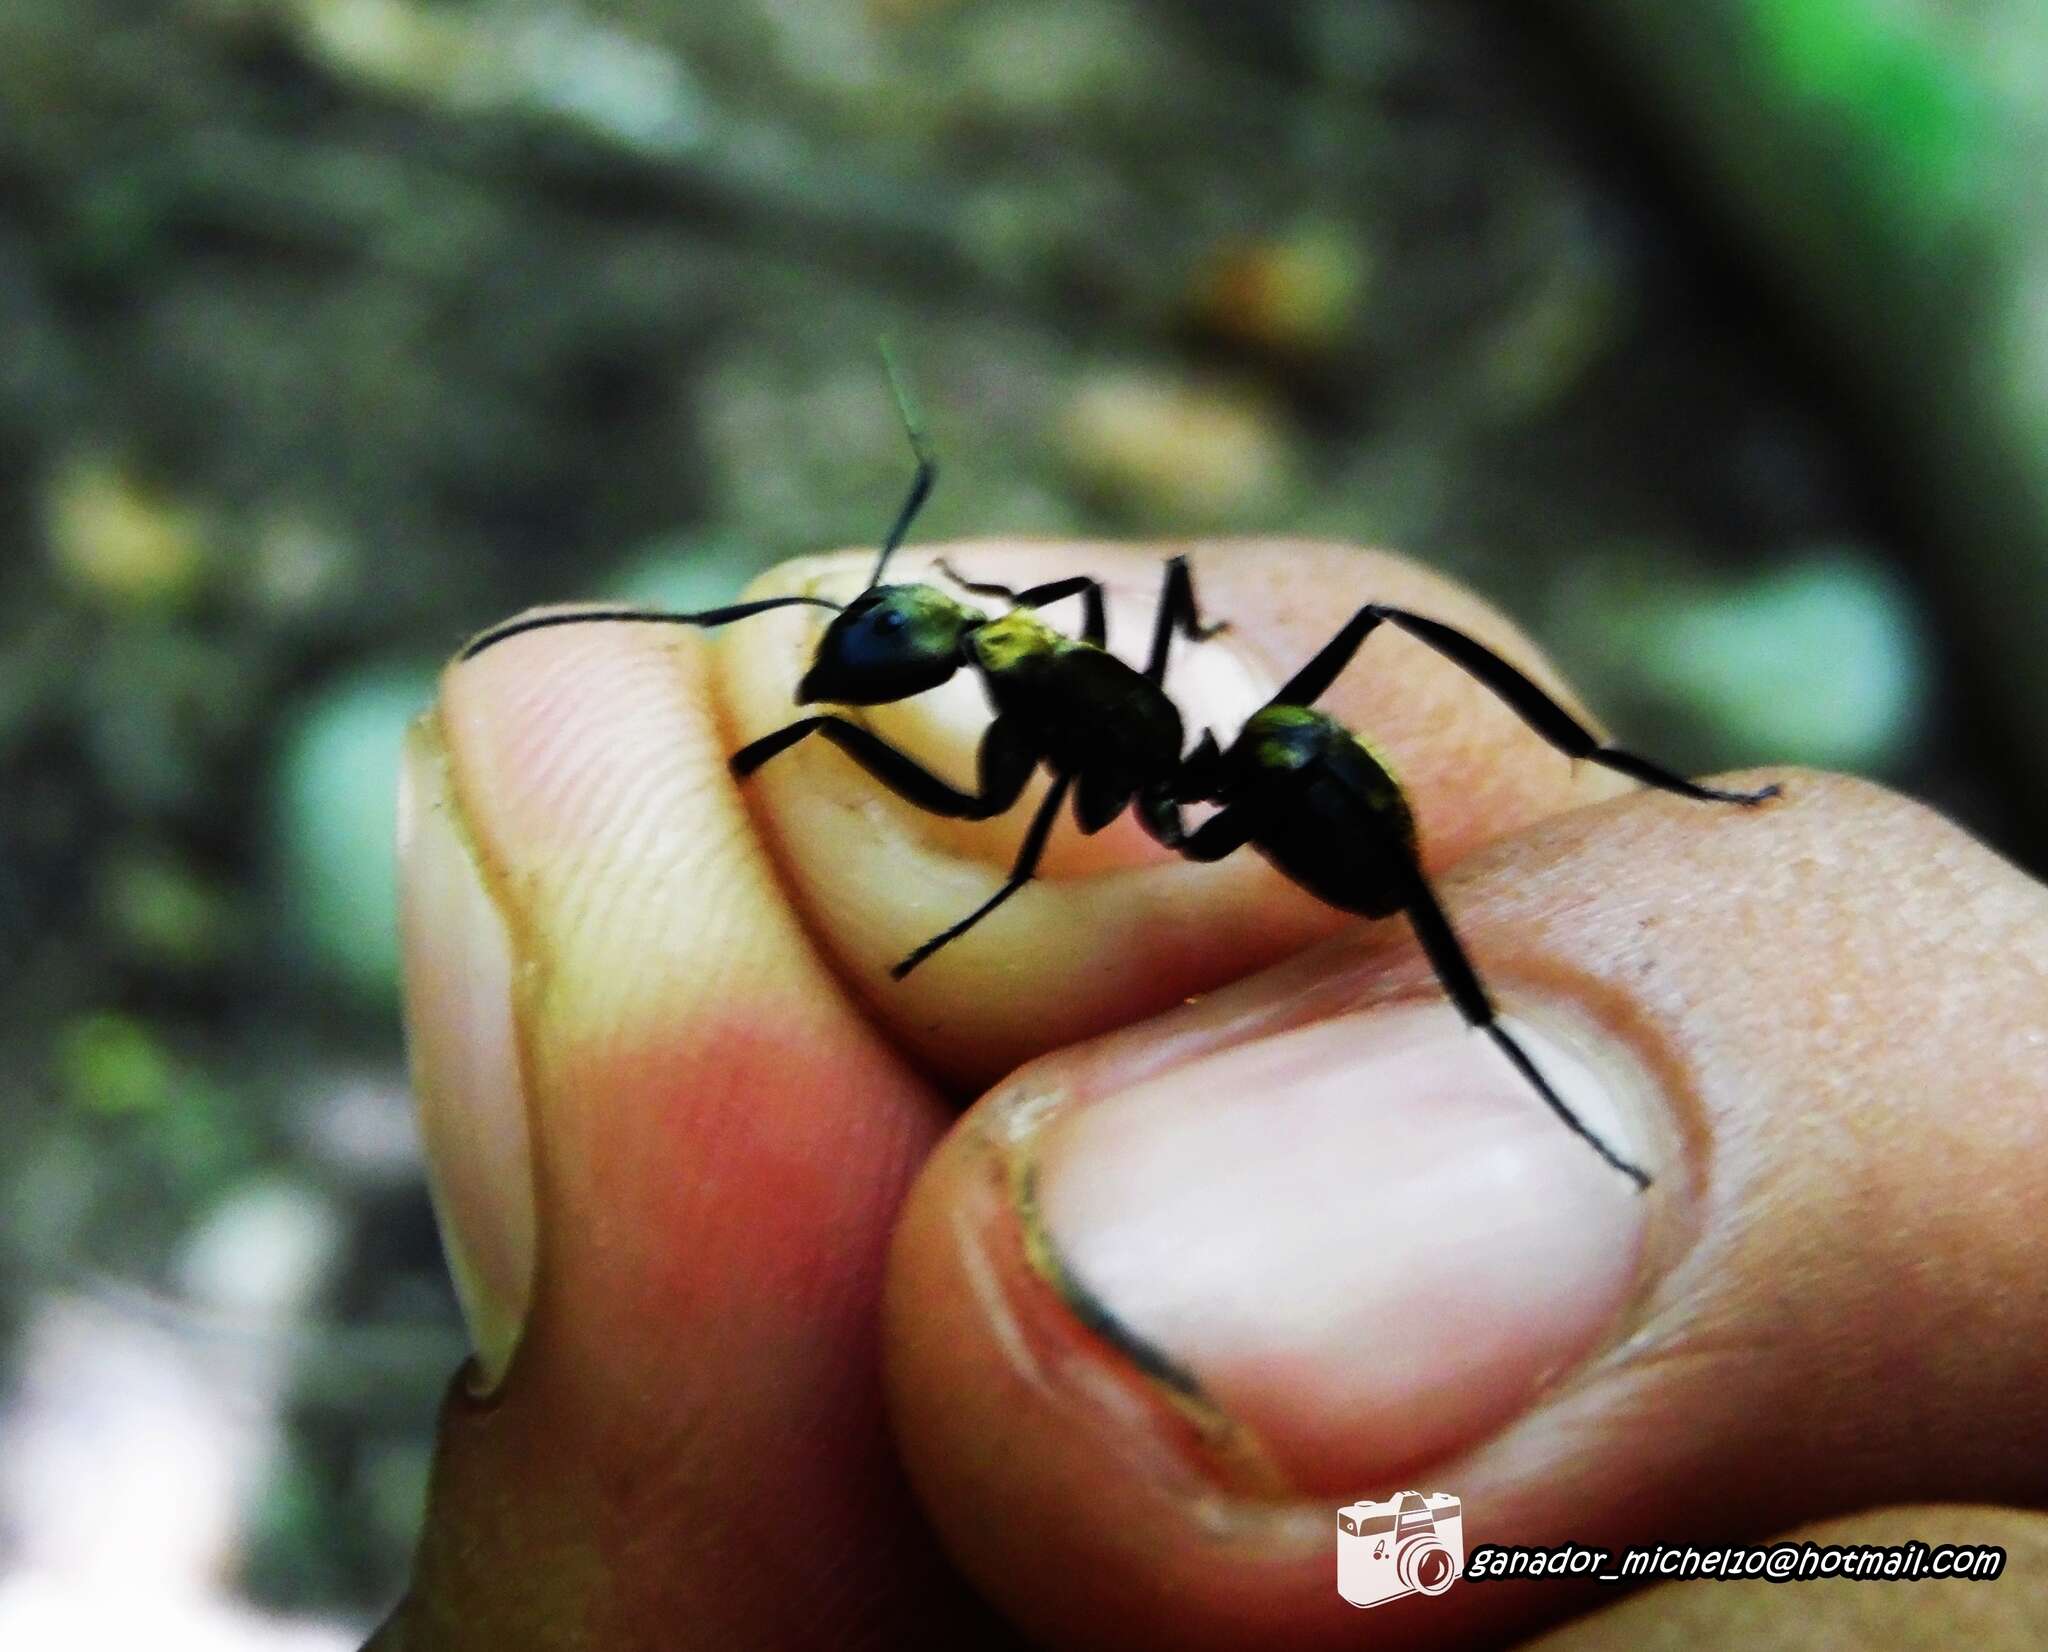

{"left": 457, "top": 347, "right": 931, "bottom": 665}
{"left": 870, "top": 340, "right": 937, "bottom": 589}
{"left": 456, "top": 594, "right": 846, "bottom": 664}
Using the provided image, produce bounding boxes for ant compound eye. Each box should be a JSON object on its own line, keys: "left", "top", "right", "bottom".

{"left": 876, "top": 608, "right": 908, "bottom": 634}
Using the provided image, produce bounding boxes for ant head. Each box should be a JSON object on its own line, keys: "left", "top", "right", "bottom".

{"left": 797, "top": 583, "right": 983, "bottom": 705}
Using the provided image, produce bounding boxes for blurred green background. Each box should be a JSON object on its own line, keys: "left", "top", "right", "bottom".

{"left": 2, "top": 0, "right": 2042, "bottom": 1641}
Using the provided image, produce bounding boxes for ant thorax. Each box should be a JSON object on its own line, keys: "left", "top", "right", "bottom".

{"left": 968, "top": 609, "right": 1070, "bottom": 678}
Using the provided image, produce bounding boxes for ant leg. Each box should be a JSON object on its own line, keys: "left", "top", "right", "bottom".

{"left": 458, "top": 595, "right": 845, "bottom": 665}
{"left": 1272, "top": 601, "right": 1776, "bottom": 808}
{"left": 1012, "top": 576, "right": 1107, "bottom": 647}
{"left": 1144, "top": 556, "right": 1230, "bottom": 684}
{"left": 1399, "top": 865, "right": 1650, "bottom": 1189}
{"left": 1175, "top": 730, "right": 1226, "bottom": 800}
{"left": 1269, "top": 605, "right": 1391, "bottom": 706}
{"left": 934, "top": 558, "right": 1019, "bottom": 601}
{"left": 733, "top": 714, "right": 1035, "bottom": 822}
{"left": 933, "top": 562, "right": 1110, "bottom": 647}
{"left": 1373, "top": 605, "right": 1779, "bottom": 806}
{"left": 1140, "top": 794, "right": 1256, "bottom": 859}
{"left": 935, "top": 559, "right": 1018, "bottom": 600}
{"left": 893, "top": 773, "right": 1074, "bottom": 978}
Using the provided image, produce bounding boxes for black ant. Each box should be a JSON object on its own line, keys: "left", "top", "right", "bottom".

{"left": 458, "top": 355, "right": 1230, "bottom": 982}
{"left": 459, "top": 360, "right": 1778, "bottom": 1188}
{"left": 1144, "top": 605, "right": 1781, "bottom": 1188}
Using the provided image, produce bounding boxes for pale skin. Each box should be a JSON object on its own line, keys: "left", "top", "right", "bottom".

{"left": 383, "top": 539, "right": 2048, "bottom": 1650}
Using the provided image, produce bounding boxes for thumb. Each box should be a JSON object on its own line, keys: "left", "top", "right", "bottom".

{"left": 884, "top": 773, "right": 2048, "bottom": 1650}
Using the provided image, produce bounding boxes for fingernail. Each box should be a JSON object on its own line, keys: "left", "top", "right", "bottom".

{"left": 398, "top": 717, "right": 535, "bottom": 1393}
{"left": 1030, "top": 1001, "right": 1657, "bottom": 1490}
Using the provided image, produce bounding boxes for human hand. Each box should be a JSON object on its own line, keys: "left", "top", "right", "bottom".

{"left": 376, "top": 540, "right": 2048, "bottom": 1650}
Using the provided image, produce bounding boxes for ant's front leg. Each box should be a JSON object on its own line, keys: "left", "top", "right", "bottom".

{"left": 1367, "top": 605, "right": 1779, "bottom": 807}
{"left": 732, "top": 712, "right": 1037, "bottom": 822}
{"left": 936, "top": 561, "right": 1109, "bottom": 648}
{"left": 1396, "top": 862, "right": 1650, "bottom": 1189}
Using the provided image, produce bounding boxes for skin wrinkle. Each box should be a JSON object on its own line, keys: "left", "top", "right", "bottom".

{"left": 701, "top": 631, "right": 866, "bottom": 998}
{"left": 527, "top": 649, "right": 769, "bottom": 1034}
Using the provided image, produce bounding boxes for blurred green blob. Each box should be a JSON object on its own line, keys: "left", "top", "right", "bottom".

{"left": 243, "top": 1426, "right": 432, "bottom": 1613}
{"left": 44, "top": 452, "right": 210, "bottom": 610}
{"left": 243, "top": 1447, "right": 349, "bottom": 1611}
{"left": 3, "top": 1135, "right": 97, "bottom": 1266}
{"left": 63, "top": 169, "right": 168, "bottom": 281}
{"left": 361, "top": 1438, "right": 434, "bottom": 1556}
{"left": 101, "top": 848, "right": 236, "bottom": 970}
{"left": 273, "top": 664, "right": 437, "bottom": 1004}
{"left": 1744, "top": 0, "right": 1986, "bottom": 211}
{"left": 1636, "top": 552, "right": 1927, "bottom": 771}
{"left": 57, "top": 1011, "right": 175, "bottom": 1115}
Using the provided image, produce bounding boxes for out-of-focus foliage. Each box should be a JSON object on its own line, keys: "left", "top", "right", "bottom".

{"left": 0, "top": 0, "right": 2022, "bottom": 1634}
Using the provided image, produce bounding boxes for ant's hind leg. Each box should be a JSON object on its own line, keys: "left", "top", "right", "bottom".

{"left": 1271, "top": 599, "right": 1777, "bottom": 809}
{"left": 1399, "top": 866, "right": 1651, "bottom": 1190}
{"left": 1269, "top": 605, "right": 1390, "bottom": 707}
{"left": 1374, "top": 605, "right": 1780, "bottom": 807}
